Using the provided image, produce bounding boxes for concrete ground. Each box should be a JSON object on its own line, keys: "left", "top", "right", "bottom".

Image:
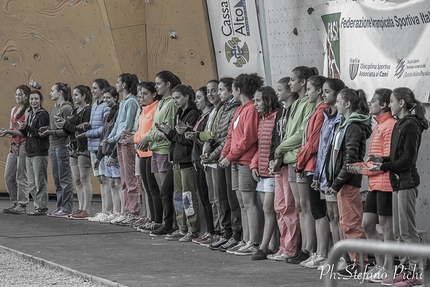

{"left": 0, "top": 196, "right": 429, "bottom": 287}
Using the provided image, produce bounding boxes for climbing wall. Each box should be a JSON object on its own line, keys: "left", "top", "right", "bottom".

{"left": 0, "top": 0, "right": 217, "bottom": 194}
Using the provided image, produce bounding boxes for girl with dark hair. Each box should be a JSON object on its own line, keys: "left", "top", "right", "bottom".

{"left": 56, "top": 85, "right": 93, "bottom": 219}
{"left": 369, "top": 87, "right": 428, "bottom": 286}
{"left": 85, "top": 78, "right": 111, "bottom": 222}
{"left": 267, "top": 77, "right": 300, "bottom": 261}
{"left": 42, "top": 82, "right": 74, "bottom": 217}
{"left": 326, "top": 88, "right": 371, "bottom": 276}
{"left": 18, "top": 91, "right": 50, "bottom": 215}
{"left": 1, "top": 85, "right": 30, "bottom": 214}
{"left": 346, "top": 88, "right": 396, "bottom": 282}
{"left": 249, "top": 86, "right": 280, "bottom": 260}
{"left": 156, "top": 84, "right": 201, "bottom": 242}
{"left": 275, "top": 66, "right": 317, "bottom": 264}
{"left": 219, "top": 73, "right": 263, "bottom": 255}
{"left": 140, "top": 70, "right": 180, "bottom": 237}
{"left": 295, "top": 75, "right": 330, "bottom": 268}
{"left": 96, "top": 86, "right": 122, "bottom": 223}
{"left": 133, "top": 82, "right": 163, "bottom": 232}
{"left": 106, "top": 73, "right": 141, "bottom": 225}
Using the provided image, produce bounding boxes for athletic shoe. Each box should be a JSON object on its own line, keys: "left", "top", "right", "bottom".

{"left": 219, "top": 238, "right": 239, "bottom": 252}
{"left": 27, "top": 209, "right": 47, "bottom": 216}
{"left": 304, "top": 254, "right": 327, "bottom": 269}
{"left": 3, "top": 203, "right": 17, "bottom": 213}
{"left": 47, "top": 210, "right": 60, "bottom": 216}
{"left": 68, "top": 210, "right": 82, "bottom": 219}
{"left": 165, "top": 230, "right": 186, "bottom": 241}
{"left": 179, "top": 232, "right": 198, "bottom": 242}
{"left": 234, "top": 241, "right": 259, "bottom": 256}
{"left": 100, "top": 212, "right": 117, "bottom": 223}
{"left": 286, "top": 249, "right": 310, "bottom": 264}
{"left": 117, "top": 214, "right": 140, "bottom": 226}
{"left": 251, "top": 249, "right": 268, "bottom": 260}
{"left": 394, "top": 277, "right": 423, "bottom": 287}
{"left": 138, "top": 222, "right": 162, "bottom": 233}
{"left": 71, "top": 210, "right": 90, "bottom": 220}
{"left": 132, "top": 217, "right": 150, "bottom": 228}
{"left": 150, "top": 226, "right": 176, "bottom": 237}
{"left": 88, "top": 212, "right": 106, "bottom": 222}
{"left": 200, "top": 234, "right": 219, "bottom": 247}
{"left": 10, "top": 204, "right": 26, "bottom": 214}
{"left": 226, "top": 241, "right": 246, "bottom": 254}
{"left": 50, "top": 211, "right": 69, "bottom": 218}
{"left": 382, "top": 273, "right": 413, "bottom": 286}
{"left": 192, "top": 232, "right": 211, "bottom": 244}
{"left": 110, "top": 213, "right": 126, "bottom": 224}
{"left": 300, "top": 253, "right": 316, "bottom": 267}
{"left": 337, "top": 262, "right": 368, "bottom": 278}
{"left": 209, "top": 237, "right": 229, "bottom": 250}
{"left": 267, "top": 253, "right": 290, "bottom": 261}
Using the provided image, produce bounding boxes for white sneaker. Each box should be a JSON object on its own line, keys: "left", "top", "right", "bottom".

{"left": 300, "top": 253, "right": 316, "bottom": 267}
{"left": 110, "top": 213, "right": 126, "bottom": 224}
{"left": 267, "top": 253, "right": 290, "bottom": 261}
{"left": 100, "top": 212, "right": 116, "bottom": 223}
{"left": 304, "top": 254, "right": 327, "bottom": 269}
{"left": 88, "top": 212, "right": 105, "bottom": 222}
{"left": 317, "top": 257, "right": 346, "bottom": 271}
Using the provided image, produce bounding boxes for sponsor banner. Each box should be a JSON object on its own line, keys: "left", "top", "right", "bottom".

{"left": 310, "top": 0, "right": 430, "bottom": 101}
{"left": 206, "top": 0, "right": 266, "bottom": 79}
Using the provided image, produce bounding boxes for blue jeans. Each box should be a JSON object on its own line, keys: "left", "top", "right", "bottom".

{"left": 50, "top": 145, "right": 73, "bottom": 213}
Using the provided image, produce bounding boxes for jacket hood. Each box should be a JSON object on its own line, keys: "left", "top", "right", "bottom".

{"left": 339, "top": 111, "right": 370, "bottom": 129}
{"left": 399, "top": 114, "right": 429, "bottom": 132}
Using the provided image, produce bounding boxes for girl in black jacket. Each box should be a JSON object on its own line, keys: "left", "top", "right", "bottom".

{"left": 18, "top": 91, "right": 50, "bottom": 215}
{"left": 369, "top": 87, "right": 428, "bottom": 284}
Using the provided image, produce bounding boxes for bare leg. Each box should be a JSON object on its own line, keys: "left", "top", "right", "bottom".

{"left": 236, "top": 190, "right": 248, "bottom": 242}
{"left": 259, "top": 192, "right": 276, "bottom": 252}
{"left": 71, "top": 166, "right": 83, "bottom": 210}
{"left": 79, "top": 166, "right": 93, "bottom": 212}
{"left": 241, "top": 191, "right": 261, "bottom": 245}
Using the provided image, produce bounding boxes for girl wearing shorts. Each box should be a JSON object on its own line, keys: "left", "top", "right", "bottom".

{"left": 249, "top": 86, "right": 279, "bottom": 260}
{"left": 219, "top": 73, "right": 263, "bottom": 255}
{"left": 57, "top": 85, "right": 93, "bottom": 219}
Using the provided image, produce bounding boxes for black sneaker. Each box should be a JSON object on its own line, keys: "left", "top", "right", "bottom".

{"left": 149, "top": 226, "right": 176, "bottom": 237}
{"left": 337, "top": 262, "right": 361, "bottom": 278}
{"left": 3, "top": 203, "right": 17, "bottom": 213}
{"left": 209, "top": 237, "right": 229, "bottom": 250}
{"left": 286, "top": 249, "right": 310, "bottom": 264}
{"left": 219, "top": 237, "right": 238, "bottom": 252}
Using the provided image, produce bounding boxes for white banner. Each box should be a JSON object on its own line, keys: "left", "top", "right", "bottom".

{"left": 206, "top": 0, "right": 266, "bottom": 79}
{"left": 310, "top": 0, "right": 430, "bottom": 102}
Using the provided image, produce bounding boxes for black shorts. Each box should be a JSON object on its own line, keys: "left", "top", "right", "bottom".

{"left": 307, "top": 175, "right": 327, "bottom": 220}
{"left": 363, "top": 190, "right": 392, "bottom": 216}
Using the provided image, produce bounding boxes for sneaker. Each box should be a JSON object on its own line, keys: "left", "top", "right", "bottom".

{"left": 234, "top": 241, "right": 259, "bottom": 256}
{"left": 382, "top": 273, "right": 413, "bottom": 286}
{"left": 50, "top": 211, "right": 69, "bottom": 218}
{"left": 88, "top": 212, "right": 105, "bottom": 222}
{"left": 117, "top": 214, "right": 140, "bottom": 226}
{"left": 27, "top": 209, "right": 47, "bottom": 216}
{"left": 71, "top": 210, "right": 90, "bottom": 220}
{"left": 300, "top": 253, "right": 316, "bottom": 267}
{"left": 219, "top": 238, "right": 239, "bottom": 252}
{"left": 394, "top": 277, "right": 423, "bottom": 287}
{"left": 132, "top": 217, "right": 150, "bottom": 228}
{"left": 200, "top": 234, "right": 219, "bottom": 247}
{"left": 209, "top": 237, "right": 229, "bottom": 250}
{"left": 267, "top": 253, "right": 290, "bottom": 261}
{"left": 3, "top": 203, "right": 17, "bottom": 213}
{"left": 226, "top": 241, "right": 246, "bottom": 254}
{"left": 68, "top": 210, "right": 82, "bottom": 219}
{"left": 165, "top": 230, "right": 186, "bottom": 241}
{"left": 192, "top": 232, "right": 211, "bottom": 244}
{"left": 336, "top": 257, "right": 348, "bottom": 271}
{"left": 337, "top": 262, "right": 362, "bottom": 278}
{"left": 47, "top": 209, "right": 60, "bottom": 216}
{"left": 138, "top": 222, "right": 162, "bottom": 233}
{"left": 179, "top": 232, "right": 198, "bottom": 242}
{"left": 110, "top": 213, "right": 126, "bottom": 224}
{"left": 304, "top": 254, "right": 327, "bottom": 269}
{"left": 10, "top": 204, "right": 26, "bottom": 214}
{"left": 286, "top": 249, "right": 310, "bottom": 264}
{"left": 100, "top": 212, "right": 117, "bottom": 223}
{"left": 251, "top": 249, "right": 268, "bottom": 260}
{"left": 150, "top": 226, "right": 176, "bottom": 237}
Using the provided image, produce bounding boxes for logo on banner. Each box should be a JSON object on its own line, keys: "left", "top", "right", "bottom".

{"left": 322, "top": 13, "right": 341, "bottom": 78}
{"left": 225, "top": 37, "right": 250, "bottom": 67}
{"left": 395, "top": 59, "right": 406, "bottom": 79}
{"left": 349, "top": 58, "right": 360, "bottom": 80}
{"left": 221, "top": 0, "right": 251, "bottom": 37}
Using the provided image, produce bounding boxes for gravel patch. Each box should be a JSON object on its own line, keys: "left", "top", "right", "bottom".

{"left": 0, "top": 249, "right": 109, "bottom": 287}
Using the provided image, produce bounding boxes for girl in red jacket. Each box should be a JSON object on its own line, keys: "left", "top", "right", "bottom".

{"left": 219, "top": 73, "right": 263, "bottom": 255}
{"left": 249, "top": 86, "right": 280, "bottom": 260}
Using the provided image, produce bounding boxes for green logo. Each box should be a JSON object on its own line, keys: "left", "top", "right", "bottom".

{"left": 322, "top": 13, "right": 341, "bottom": 78}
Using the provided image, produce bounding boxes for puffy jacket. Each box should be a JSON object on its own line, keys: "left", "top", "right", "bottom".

{"left": 206, "top": 99, "right": 240, "bottom": 161}
{"left": 363, "top": 112, "right": 396, "bottom": 192}
{"left": 86, "top": 100, "right": 110, "bottom": 152}
{"left": 221, "top": 100, "right": 259, "bottom": 165}
{"left": 134, "top": 100, "right": 158, "bottom": 158}
{"left": 165, "top": 103, "right": 201, "bottom": 164}
{"left": 250, "top": 109, "right": 278, "bottom": 177}
{"left": 275, "top": 96, "right": 315, "bottom": 166}
{"left": 296, "top": 102, "right": 329, "bottom": 173}
{"left": 329, "top": 112, "right": 372, "bottom": 192}
{"left": 19, "top": 108, "right": 50, "bottom": 157}
{"left": 97, "top": 108, "right": 118, "bottom": 160}
{"left": 381, "top": 115, "right": 428, "bottom": 191}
